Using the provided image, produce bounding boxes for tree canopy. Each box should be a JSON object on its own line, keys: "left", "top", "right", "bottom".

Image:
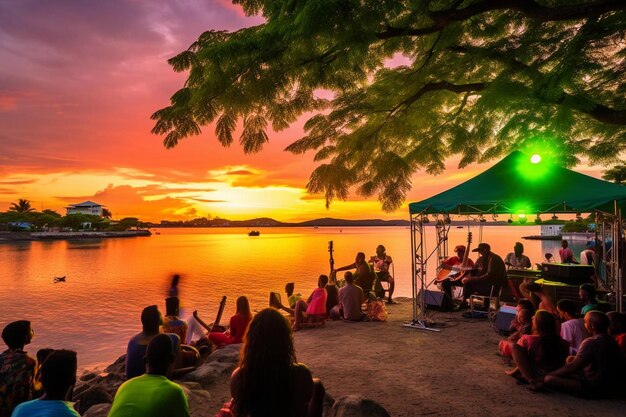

{"left": 153, "top": 0, "right": 626, "bottom": 211}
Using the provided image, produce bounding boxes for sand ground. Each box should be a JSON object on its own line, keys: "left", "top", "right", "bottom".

{"left": 202, "top": 298, "right": 626, "bottom": 416}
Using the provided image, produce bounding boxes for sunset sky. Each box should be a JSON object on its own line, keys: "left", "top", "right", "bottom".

{"left": 0, "top": 0, "right": 607, "bottom": 222}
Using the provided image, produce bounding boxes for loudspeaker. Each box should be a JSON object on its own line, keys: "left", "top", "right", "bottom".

{"left": 417, "top": 289, "right": 447, "bottom": 309}
{"left": 494, "top": 305, "right": 516, "bottom": 335}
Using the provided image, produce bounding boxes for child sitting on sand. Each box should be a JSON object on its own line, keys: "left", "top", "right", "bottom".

{"left": 499, "top": 308, "right": 533, "bottom": 357}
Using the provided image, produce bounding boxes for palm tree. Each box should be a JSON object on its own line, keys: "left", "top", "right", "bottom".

{"left": 101, "top": 208, "right": 112, "bottom": 220}
{"left": 8, "top": 199, "right": 35, "bottom": 213}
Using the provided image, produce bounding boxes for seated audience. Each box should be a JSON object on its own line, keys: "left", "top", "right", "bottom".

{"left": 163, "top": 297, "right": 188, "bottom": 343}
{"left": 109, "top": 334, "right": 190, "bottom": 417}
{"left": 269, "top": 283, "right": 304, "bottom": 316}
{"left": 0, "top": 320, "right": 36, "bottom": 417}
{"left": 198, "top": 296, "right": 252, "bottom": 348}
{"left": 499, "top": 308, "right": 533, "bottom": 357}
{"left": 330, "top": 272, "right": 365, "bottom": 321}
{"left": 557, "top": 299, "right": 589, "bottom": 354}
{"left": 525, "top": 283, "right": 558, "bottom": 317}
{"left": 293, "top": 275, "right": 328, "bottom": 331}
{"left": 11, "top": 350, "right": 79, "bottom": 417}
{"left": 509, "top": 299, "right": 535, "bottom": 334}
{"left": 607, "top": 311, "right": 626, "bottom": 356}
{"left": 33, "top": 348, "right": 54, "bottom": 398}
{"left": 543, "top": 311, "right": 626, "bottom": 398}
{"left": 579, "top": 283, "right": 610, "bottom": 314}
{"left": 506, "top": 310, "right": 569, "bottom": 390}
{"left": 334, "top": 252, "right": 374, "bottom": 294}
{"left": 126, "top": 305, "right": 162, "bottom": 379}
{"left": 228, "top": 308, "right": 324, "bottom": 417}
{"left": 325, "top": 275, "right": 339, "bottom": 313}
{"left": 285, "top": 282, "right": 303, "bottom": 309}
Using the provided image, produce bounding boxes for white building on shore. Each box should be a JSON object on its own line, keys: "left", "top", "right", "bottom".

{"left": 540, "top": 224, "right": 563, "bottom": 237}
{"left": 65, "top": 201, "right": 105, "bottom": 216}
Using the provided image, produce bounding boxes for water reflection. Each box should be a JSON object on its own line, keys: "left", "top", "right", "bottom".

{"left": 0, "top": 226, "right": 590, "bottom": 367}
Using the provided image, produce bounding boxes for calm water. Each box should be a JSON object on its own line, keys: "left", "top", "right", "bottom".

{"left": 0, "top": 226, "right": 586, "bottom": 368}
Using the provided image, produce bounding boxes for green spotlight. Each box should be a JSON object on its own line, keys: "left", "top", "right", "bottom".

{"left": 530, "top": 154, "right": 541, "bottom": 164}
{"left": 518, "top": 213, "right": 527, "bottom": 224}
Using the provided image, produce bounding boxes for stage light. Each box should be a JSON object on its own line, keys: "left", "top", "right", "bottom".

{"left": 518, "top": 213, "right": 527, "bottom": 224}
{"left": 507, "top": 215, "right": 513, "bottom": 224}
{"left": 551, "top": 214, "right": 558, "bottom": 221}
{"left": 576, "top": 213, "right": 583, "bottom": 222}
{"left": 534, "top": 214, "right": 542, "bottom": 224}
{"left": 530, "top": 154, "right": 541, "bottom": 164}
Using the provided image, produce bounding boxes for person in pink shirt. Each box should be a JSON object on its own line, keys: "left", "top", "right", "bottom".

{"left": 559, "top": 240, "right": 577, "bottom": 264}
{"left": 293, "top": 275, "right": 328, "bottom": 331}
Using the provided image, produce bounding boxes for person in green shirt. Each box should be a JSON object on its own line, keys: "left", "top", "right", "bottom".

{"left": 108, "top": 334, "right": 190, "bottom": 417}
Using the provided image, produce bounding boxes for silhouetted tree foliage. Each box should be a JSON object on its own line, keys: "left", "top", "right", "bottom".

{"left": 153, "top": 0, "right": 626, "bottom": 211}
{"left": 602, "top": 164, "right": 626, "bottom": 184}
{"left": 8, "top": 199, "right": 35, "bottom": 213}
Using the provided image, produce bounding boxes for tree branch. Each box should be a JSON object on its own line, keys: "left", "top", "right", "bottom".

{"left": 377, "top": 0, "right": 626, "bottom": 39}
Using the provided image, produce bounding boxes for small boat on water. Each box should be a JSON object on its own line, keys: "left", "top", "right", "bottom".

{"left": 248, "top": 230, "right": 260, "bottom": 236}
{"left": 53, "top": 276, "right": 66, "bottom": 283}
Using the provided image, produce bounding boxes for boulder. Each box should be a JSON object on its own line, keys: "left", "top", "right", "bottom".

{"left": 328, "top": 395, "right": 390, "bottom": 417}
{"left": 104, "top": 354, "right": 126, "bottom": 375}
{"left": 74, "top": 385, "right": 112, "bottom": 415}
{"left": 83, "top": 403, "right": 111, "bottom": 417}
{"left": 180, "top": 344, "right": 240, "bottom": 388}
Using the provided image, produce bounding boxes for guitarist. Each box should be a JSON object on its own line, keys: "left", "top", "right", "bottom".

{"left": 440, "top": 245, "right": 475, "bottom": 310}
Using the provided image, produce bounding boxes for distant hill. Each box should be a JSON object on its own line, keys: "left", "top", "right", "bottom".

{"left": 154, "top": 217, "right": 410, "bottom": 227}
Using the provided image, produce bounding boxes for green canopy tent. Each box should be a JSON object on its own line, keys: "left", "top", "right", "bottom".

{"left": 409, "top": 151, "right": 626, "bottom": 215}
{"left": 405, "top": 151, "right": 625, "bottom": 329}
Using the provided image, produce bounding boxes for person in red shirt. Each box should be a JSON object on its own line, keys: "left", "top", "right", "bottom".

{"left": 440, "top": 245, "right": 475, "bottom": 309}
{"left": 208, "top": 296, "right": 253, "bottom": 348}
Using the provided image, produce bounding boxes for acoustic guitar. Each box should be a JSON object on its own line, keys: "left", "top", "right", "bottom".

{"left": 210, "top": 296, "right": 227, "bottom": 333}
{"left": 436, "top": 232, "right": 474, "bottom": 282}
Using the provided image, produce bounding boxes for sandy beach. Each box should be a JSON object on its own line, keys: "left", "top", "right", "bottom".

{"left": 198, "top": 298, "right": 626, "bottom": 417}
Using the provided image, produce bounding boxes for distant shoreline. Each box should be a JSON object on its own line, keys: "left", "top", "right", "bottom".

{"left": 0, "top": 230, "right": 151, "bottom": 242}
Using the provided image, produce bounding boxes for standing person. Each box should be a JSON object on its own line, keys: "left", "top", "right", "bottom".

{"left": 370, "top": 245, "right": 395, "bottom": 304}
{"left": 11, "top": 350, "right": 79, "bottom": 417}
{"left": 330, "top": 272, "right": 365, "bottom": 321}
{"left": 228, "top": 308, "right": 325, "bottom": 417}
{"left": 559, "top": 240, "right": 577, "bottom": 263}
{"left": 126, "top": 305, "right": 162, "bottom": 379}
{"left": 0, "top": 320, "right": 36, "bottom": 417}
{"left": 334, "top": 253, "right": 374, "bottom": 294}
{"left": 109, "top": 334, "right": 190, "bottom": 417}
{"left": 168, "top": 274, "right": 180, "bottom": 298}
{"left": 557, "top": 299, "right": 589, "bottom": 354}
{"left": 293, "top": 275, "right": 328, "bottom": 331}
{"left": 453, "top": 243, "right": 506, "bottom": 310}
{"left": 543, "top": 311, "right": 626, "bottom": 398}
{"left": 199, "top": 296, "right": 252, "bottom": 348}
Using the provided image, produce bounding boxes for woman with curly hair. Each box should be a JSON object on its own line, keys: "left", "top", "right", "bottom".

{"left": 227, "top": 308, "right": 324, "bottom": 417}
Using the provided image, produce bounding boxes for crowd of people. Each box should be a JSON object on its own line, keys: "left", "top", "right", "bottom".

{"left": 2, "top": 239, "right": 625, "bottom": 416}
{"left": 435, "top": 238, "right": 626, "bottom": 398}
{"left": 0, "top": 241, "right": 393, "bottom": 417}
